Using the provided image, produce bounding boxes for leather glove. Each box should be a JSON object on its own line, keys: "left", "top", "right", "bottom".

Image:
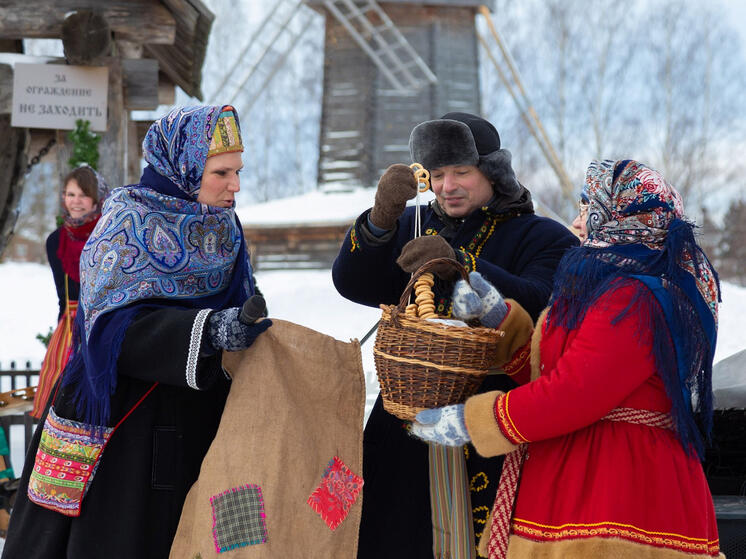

{"left": 369, "top": 164, "right": 418, "bottom": 230}
{"left": 204, "top": 306, "right": 272, "bottom": 353}
{"left": 452, "top": 272, "right": 508, "bottom": 329}
{"left": 411, "top": 404, "right": 471, "bottom": 446}
{"left": 396, "top": 236, "right": 458, "bottom": 279}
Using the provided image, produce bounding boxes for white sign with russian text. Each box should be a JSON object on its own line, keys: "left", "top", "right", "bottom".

{"left": 11, "top": 63, "right": 108, "bottom": 131}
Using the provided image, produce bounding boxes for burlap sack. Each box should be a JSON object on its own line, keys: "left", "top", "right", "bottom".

{"left": 170, "top": 319, "right": 365, "bottom": 558}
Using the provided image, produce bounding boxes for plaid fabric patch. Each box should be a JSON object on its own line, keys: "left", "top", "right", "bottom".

{"left": 210, "top": 484, "right": 268, "bottom": 553}
{"left": 307, "top": 456, "right": 363, "bottom": 530}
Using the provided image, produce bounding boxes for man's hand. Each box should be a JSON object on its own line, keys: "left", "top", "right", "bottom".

{"left": 396, "top": 236, "right": 458, "bottom": 279}
{"left": 369, "top": 164, "right": 418, "bottom": 230}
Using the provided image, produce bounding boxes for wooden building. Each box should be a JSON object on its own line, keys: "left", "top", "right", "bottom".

{"left": 0, "top": 0, "right": 214, "bottom": 257}
{"left": 306, "top": 0, "right": 495, "bottom": 189}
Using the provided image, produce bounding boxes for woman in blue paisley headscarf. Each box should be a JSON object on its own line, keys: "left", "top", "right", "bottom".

{"left": 3, "top": 105, "right": 272, "bottom": 559}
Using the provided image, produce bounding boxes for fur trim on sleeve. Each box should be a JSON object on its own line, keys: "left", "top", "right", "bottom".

{"left": 491, "top": 299, "right": 534, "bottom": 368}
{"left": 464, "top": 390, "right": 518, "bottom": 457}
{"left": 530, "top": 307, "right": 550, "bottom": 381}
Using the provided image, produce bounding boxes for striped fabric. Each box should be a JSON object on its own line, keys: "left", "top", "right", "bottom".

{"left": 31, "top": 300, "right": 78, "bottom": 419}
{"left": 429, "top": 443, "right": 476, "bottom": 559}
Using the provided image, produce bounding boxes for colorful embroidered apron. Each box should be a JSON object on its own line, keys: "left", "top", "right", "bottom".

{"left": 27, "top": 382, "right": 157, "bottom": 517}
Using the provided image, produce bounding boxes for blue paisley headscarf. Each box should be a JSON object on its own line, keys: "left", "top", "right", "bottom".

{"left": 63, "top": 105, "right": 254, "bottom": 426}
{"left": 549, "top": 159, "right": 720, "bottom": 458}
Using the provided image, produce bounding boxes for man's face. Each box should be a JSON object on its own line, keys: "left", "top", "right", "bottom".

{"left": 430, "top": 164, "right": 493, "bottom": 218}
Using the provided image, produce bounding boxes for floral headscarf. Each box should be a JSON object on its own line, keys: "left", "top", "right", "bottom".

{"left": 583, "top": 159, "right": 684, "bottom": 249}
{"left": 582, "top": 159, "right": 718, "bottom": 323}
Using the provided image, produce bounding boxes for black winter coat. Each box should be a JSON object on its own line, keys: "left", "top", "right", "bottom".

{"left": 332, "top": 202, "right": 578, "bottom": 559}
{"left": 2, "top": 308, "right": 229, "bottom": 559}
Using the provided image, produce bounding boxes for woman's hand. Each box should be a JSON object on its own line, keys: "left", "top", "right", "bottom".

{"left": 204, "top": 306, "right": 272, "bottom": 353}
{"left": 452, "top": 271, "right": 508, "bottom": 328}
{"left": 411, "top": 404, "right": 471, "bottom": 446}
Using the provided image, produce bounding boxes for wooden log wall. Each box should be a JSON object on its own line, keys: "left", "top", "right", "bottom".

{"left": 317, "top": 3, "right": 482, "bottom": 189}
{"left": 243, "top": 224, "right": 350, "bottom": 270}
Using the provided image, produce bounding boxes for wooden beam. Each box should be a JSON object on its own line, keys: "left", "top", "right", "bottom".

{"left": 0, "top": 114, "right": 28, "bottom": 258}
{"left": 122, "top": 58, "right": 159, "bottom": 109}
{"left": 158, "top": 73, "right": 176, "bottom": 106}
{"left": 0, "top": 1, "right": 176, "bottom": 45}
{"left": 99, "top": 59, "right": 125, "bottom": 191}
{"left": 126, "top": 119, "right": 140, "bottom": 186}
{"left": 62, "top": 10, "right": 111, "bottom": 65}
{"left": 0, "top": 64, "right": 11, "bottom": 115}
{"left": 145, "top": 0, "right": 214, "bottom": 100}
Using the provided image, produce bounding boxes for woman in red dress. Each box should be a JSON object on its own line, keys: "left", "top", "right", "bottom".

{"left": 413, "top": 159, "right": 723, "bottom": 558}
{"left": 32, "top": 166, "right": 109, "bottom": 419}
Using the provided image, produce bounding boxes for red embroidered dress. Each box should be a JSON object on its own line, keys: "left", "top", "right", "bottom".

{"left": 465, "top": 284, "right": 721, "bottom": 558}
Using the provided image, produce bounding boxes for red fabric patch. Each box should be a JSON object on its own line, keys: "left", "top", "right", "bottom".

{"left": 307, "top": 456, "right": 363, "bottom": 531}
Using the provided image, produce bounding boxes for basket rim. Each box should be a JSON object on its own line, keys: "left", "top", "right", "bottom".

{"left": 379, "top": 303, "right": 504, "bottom": 341}
{"left": 397, "top": 257, "right": 468, "bottom": 311}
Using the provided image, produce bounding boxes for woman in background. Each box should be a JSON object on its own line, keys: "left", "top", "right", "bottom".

{"left": 32, "top": 166, "right": 109, "bottom": 419}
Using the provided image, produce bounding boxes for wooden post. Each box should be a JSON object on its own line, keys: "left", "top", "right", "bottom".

{"left": 100, "top": 59, "right": 125, "bottom": 190}
{"left": 0, "top": 115, "right": 28, "bottom": 258}
{"left": 55, "top": 58, "right": 125, "bottom": 190}
{"left": 126, "top": 119, "right": 140, "bottom": 186}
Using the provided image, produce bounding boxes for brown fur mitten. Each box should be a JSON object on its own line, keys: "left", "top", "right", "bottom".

{"left": 396, "top": 236, "right": 458, "bottom": 279}
{"left": 369, "top": 164, "right": 418, "bottom": 230}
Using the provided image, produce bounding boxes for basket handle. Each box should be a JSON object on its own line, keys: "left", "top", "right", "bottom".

{"left": 397, "top": 257, "right": 469, "bottom": 311}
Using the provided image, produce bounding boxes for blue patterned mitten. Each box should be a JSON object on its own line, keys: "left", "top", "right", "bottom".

{"left": 451, "top": 272, "right": 508, "bottom": 328}
{"left": 205, "top": 308, "right": 272, "bottom": 353}
{"left": 470, "top": 272, "right": 508, "bottom": 328}
{"left": 411, "top": 404, "right": 470, "bottom": 446}
{"left": 452, "top": 279, "right": 483, "bottom": 321}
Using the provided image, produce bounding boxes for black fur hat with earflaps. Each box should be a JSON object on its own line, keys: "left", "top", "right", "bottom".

{"left": 408, "top": 112, "right": 521, "bottom": 198}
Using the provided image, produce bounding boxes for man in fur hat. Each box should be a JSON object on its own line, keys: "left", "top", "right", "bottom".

{"left": 332, "top": 112, "right": 577, "bottom": 559}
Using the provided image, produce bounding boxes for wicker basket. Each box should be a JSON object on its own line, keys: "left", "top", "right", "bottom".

{"left": 373, "top": 258, "right": 503, "bottom": 421}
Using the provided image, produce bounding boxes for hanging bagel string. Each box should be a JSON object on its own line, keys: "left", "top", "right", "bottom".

{"left": 406, "top": 163, "right": 437, "bottom": 318}
{"left": 409, "top": 162, "right": 431, "bottom": 240}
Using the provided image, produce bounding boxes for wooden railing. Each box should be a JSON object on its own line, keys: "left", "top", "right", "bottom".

{"left": 0, "top": 366, "right": 39, "bottom": 475}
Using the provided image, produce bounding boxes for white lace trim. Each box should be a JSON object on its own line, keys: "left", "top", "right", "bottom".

{"left": 186, "top": 309, "right": 212, "bottom": 389}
